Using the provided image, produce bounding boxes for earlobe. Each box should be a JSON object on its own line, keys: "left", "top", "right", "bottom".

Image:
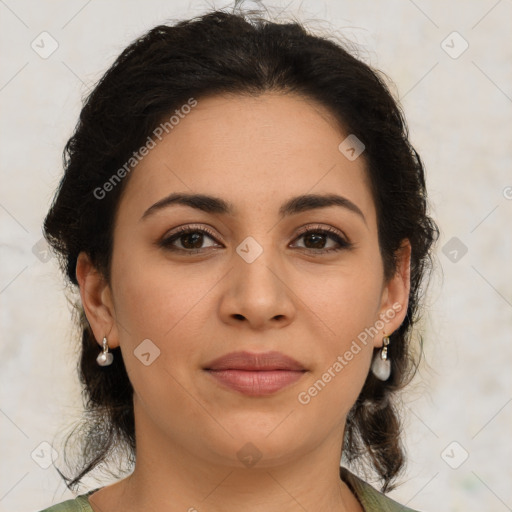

{"left": 75, "top": 251, "right": 120, "bottom": 349}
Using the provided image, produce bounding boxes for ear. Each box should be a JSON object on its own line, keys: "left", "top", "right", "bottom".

{"left": 75, "top": 251, "right": 120, "bottom": 349}
{"left": 375, "top": 239, "right": 411, "bottom": 347}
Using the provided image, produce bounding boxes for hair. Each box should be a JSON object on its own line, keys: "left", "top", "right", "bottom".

{"left": 43, "top": 5, "right": 439, "bottom": 493}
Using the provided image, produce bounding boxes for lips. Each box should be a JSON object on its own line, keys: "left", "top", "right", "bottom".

{"left": 203, "top": 351, "right": 307, "bottom": 396}
{"left": 203, "top": 350, "right": 306, "bottom": 371}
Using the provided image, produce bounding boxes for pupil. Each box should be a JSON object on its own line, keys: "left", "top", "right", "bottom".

{"left": 179, "top": 232, "right": 328, "bottom": 250}
{"left": 183, "top": 232, "right": 203, "bottom": 249}
{"left": 305, "top": 233, "right": 325, "bottom": 249}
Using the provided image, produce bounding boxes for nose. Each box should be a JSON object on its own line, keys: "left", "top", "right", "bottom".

{"left": 218, "top": 240, "right": 296, "bottom": 331}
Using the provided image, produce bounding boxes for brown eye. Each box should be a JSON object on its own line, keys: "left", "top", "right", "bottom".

{"left": 291, "top": 226, "right": 352, "bottom": 254}
{"left": 158, "top": 224, "right": 352, "bottom": 255}
{"left": 179, "top": 232, "right": 206, "bottom": 249}
{"left": 159, "top": 226, "right": 221, "bottom": 253}
{"left": 302, "top": 232, "right": 328, "bottom": 249}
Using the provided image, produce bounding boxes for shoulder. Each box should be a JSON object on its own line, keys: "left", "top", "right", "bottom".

{"left": 36, "top": 489, "right": 98, "bottom": 512}
{"left": 340, "top": 466, "right": 421, "bottom": 512}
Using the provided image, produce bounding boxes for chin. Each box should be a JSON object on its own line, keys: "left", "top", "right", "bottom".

{"left": 199, "top": 415, "right": 313, "bottom": 466}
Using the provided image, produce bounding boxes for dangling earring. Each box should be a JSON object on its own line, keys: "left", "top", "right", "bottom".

{"left": 371, "top": 334, "right": 390, "bottom": 381}
{"left": 96, "top": 336, "right": 113, "bottom": 366}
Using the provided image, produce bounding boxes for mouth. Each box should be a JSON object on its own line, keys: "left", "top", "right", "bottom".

{"left": 203, "top": 351, "right": 307, "bottom": 396}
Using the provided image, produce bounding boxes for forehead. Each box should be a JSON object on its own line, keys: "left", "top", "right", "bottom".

{"left": 117, "top": 92, "right": 375, "bottom": 224}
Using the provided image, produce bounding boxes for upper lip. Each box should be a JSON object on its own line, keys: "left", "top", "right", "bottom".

{"left": 203, "top": 351, "right": 306, "bottom": 371}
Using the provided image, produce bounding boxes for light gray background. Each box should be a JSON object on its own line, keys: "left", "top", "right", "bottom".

{"left": 1, "top": 0, "right": 511, "bottom": 510}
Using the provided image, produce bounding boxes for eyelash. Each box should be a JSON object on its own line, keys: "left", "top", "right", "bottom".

{"left": 158, "top": 224, "right": 353, "bottom": 255}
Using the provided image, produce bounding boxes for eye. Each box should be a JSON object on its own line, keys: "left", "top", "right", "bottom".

{"left": 159, "top": 225, "right": 221, "bottom": 253}
{"left": 158, "top": 224, "right": 352, "bottom": 255}
{"left": 291, "top": 225, "right": 352, "bottom": 254}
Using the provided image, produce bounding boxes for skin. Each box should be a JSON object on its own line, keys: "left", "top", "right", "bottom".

{"left": 76, "top": 92, "right": 411, "bottom": 512}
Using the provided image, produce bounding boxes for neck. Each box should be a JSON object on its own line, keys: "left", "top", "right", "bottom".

{"left": 89, "top": 399, "right": 363, "bottom": 512}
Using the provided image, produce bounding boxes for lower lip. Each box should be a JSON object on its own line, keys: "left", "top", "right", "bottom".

{"left": 205, "top": 369, "right": 305, "bottom": 396}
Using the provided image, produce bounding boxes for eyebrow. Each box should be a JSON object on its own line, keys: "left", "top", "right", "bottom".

{"left": 140, "top": 192, "right": 366, "bottom": 224}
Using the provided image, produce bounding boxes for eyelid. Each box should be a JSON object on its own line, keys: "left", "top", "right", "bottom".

{"left": 159, "top": 222, "right": 352, "bottom": 253}
{"left": 290, "top": 224, "right": 352, "bottom": 253}
{"left": 294, "top": 223, "right": 348, "bottom": 241}
{"left": 164, "top": 223, "right": 221, "bottom": 241}
{"left": 164, "top": 223, "right": 347, "bottom": 241}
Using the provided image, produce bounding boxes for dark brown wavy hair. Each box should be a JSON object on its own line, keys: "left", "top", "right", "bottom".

{"left": 43, "top": 5, "right": 439, "bottom": 494}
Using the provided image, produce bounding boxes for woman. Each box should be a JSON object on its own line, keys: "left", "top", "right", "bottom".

{"left": 38, "top": 6, "right": 438, "bottom": 512}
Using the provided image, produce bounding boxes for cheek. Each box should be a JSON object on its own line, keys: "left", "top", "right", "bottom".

{"left": 299, "top": 259, "right": 383, "bottom": 341}
{"left": 109, "top": 254, "right": 213, "bottom": 416}
{"left": 294, "top": 262, "right": 382, "bottom": 411}
{"left": 112, "top": 233, "right": 206, "bottom": 330}
{"left": 110, "top": 244, "right": 225, "bottom": 370}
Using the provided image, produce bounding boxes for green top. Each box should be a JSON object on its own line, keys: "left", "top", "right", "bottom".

{"left": 37, "top": 467, "right": 419, "bottom": 512}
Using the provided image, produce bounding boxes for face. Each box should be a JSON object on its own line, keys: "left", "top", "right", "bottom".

{"left": 78, "top": 92, "right": 410, "bottom": 469}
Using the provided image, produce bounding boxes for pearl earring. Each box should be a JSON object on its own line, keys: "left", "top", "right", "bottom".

{"left": 371, "top": 335, "right": 390, "bottom": 381}
{"left": 96, "top": 336, "right": 114, "bottom": 366}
